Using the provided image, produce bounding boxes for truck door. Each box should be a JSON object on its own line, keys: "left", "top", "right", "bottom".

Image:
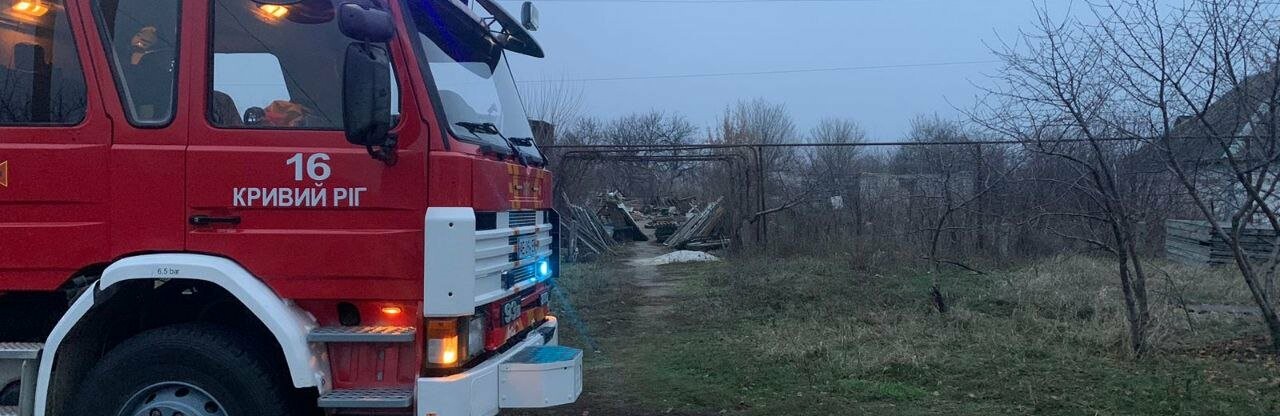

{"left": 88, "top": 0, "right": 190, "bottom": 257}
{"left": 184, "top": 0, "right": 425, "bottom": 300}
{"left": 0, "top": 0, "right": 111, "bottom": 291}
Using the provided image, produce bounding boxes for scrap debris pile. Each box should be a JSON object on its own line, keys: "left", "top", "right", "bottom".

{"left": 662, "top": 197, "right": 728, "bottom": 251}
{"left": 1166, "top": 219, "right": 1280, "bottom": 266}
{"left": 558, "top": 192, "right": 730, "bottom": 262}
{"left": 560, "top": 201, "right": 620, "bottom": 262}
{"left": 598, "top": 191, "right": 649, "bottom": 242}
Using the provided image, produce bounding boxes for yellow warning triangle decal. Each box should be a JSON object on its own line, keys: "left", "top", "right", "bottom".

{"left": 0, "top": 161, "right": 8, "bottom": 187}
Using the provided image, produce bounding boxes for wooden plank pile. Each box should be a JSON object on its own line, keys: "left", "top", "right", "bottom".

{"left": 1166, "top": 219, "right": 1280, "bottom": 265}
{"left": 664, "top": 197, "right": 727, "bottom": 250}
{"left": 598, "top": 201, "right": 649, "bottom": 242}
{"left": 561, "top": 202, "right": 620, "bottom": 262}
{"left": 652, "top": 220, "right": 678, "bottom": 242}
{"left": 595, "top": 192, "right": 649, "bottom": 242}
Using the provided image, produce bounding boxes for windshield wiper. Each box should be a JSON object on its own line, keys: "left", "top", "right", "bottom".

{"left": 508, "top": 137, "right": 547, "bottom": 166}
{"left": 455, "top": 122, "right": 528, "bottom": 166}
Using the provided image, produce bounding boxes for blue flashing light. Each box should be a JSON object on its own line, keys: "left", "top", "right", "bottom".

{"left": 538, "top": 260, "right": 551, "bottom": 279}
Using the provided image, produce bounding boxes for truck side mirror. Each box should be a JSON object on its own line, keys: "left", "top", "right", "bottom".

{"left": 521, "top": 2, "right": 539, "bottom": 31}
{"left": 342, "top": 42, "right": 395, "bottom": 163}
{"left": 338, "top": 1, "right": 395, "bottom": 43}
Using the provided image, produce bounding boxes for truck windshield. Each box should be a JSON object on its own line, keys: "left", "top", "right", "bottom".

{"left": 404, "top": 1, "right": 544, "bottom": 164}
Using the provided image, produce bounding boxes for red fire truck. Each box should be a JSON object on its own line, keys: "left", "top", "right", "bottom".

{"left": 0, "top": 0, "right": 580, "bottom": 415}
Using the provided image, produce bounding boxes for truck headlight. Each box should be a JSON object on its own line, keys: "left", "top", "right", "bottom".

{"left": 468, "top": 315, "right": 486, "bottom": 358}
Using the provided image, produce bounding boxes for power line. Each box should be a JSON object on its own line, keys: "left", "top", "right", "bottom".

{"left": 517, "top": 59, "right": 1001, "bottom": 83}
{"left": 503, "top": 0, "right": 888, "bottom": 3}
{"left": 543, "top": 135, "right": 1251, "bottom": 149}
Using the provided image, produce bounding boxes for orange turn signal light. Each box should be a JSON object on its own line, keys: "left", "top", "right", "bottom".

{"left": 426, "top": 319, "right": 460, "bottom": 366}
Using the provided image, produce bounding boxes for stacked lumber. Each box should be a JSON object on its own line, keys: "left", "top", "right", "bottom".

{"left": 561, "top": 202, "right": 620, "bottom": 262}
{"left": 664, "top": 197, "right": 726, "bottom": 250}
{"left": 597, "top": 192, "right": 649, "bottom": 242}
{"left": 598, "top": 201, "right": 649, "bottom": 242}
{"left": 652, "top": 220, "right": 678, "bottom": 242}
{"left": 1166, "top": 219, "right": 1280, "bottom": 265}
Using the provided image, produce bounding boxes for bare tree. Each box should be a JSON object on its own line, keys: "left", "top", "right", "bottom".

{"left": 714, "top": 99, "right": 799, "bottom": 245}
{"left": 523, "top": 78, "right": 584, "bottom": 133}
{"left": 900, "top": 117, "right": 975, "bottom": 271}
{"left": 603, "top": 111, "right": 699, "bottom": 198}
{"left": 551, "top": 117, "right": 609, "bottom": 206}
{"left": 978, "top": 6, "right": 1157, "bottom": 356}
{"left": 805, "top": 118, "right": 866, "bottom": 233}
{"left": 549, "top": 111, "right": 702, "bottom": 209}
{"left": 808, "top": 118, "right": 865, "bottom": 168}
{"left": 1066, "top": 0, "right": 1280, "bottom": 353}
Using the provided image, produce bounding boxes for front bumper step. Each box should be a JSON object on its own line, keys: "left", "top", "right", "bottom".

{"left": 0, "top": 343, "right": 41, "bottom": 416}
{"left": 318, "top": 388, "right": 414, "bottom": 408}
{"left": 308, "top": 326, "right": 416, "bottom": 343}
{"left": 498, "top": 346, "right": 583, "bottom": 408}
{"left": 0, "top": 343, "right": 41, "bottom": 360}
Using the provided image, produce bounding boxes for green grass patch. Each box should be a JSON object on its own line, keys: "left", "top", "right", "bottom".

{"left": 534, "top": 253, "right": 1280, "bottom": 415}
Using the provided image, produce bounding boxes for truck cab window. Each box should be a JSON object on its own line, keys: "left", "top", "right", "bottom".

{"left": 0, "top": 0, "right": 87, "bottom": 125}
{"left": 212, "top": 52, "right": 288, "bottom": 126}
{"left": 208, "top": 0, "right": 397, "bottom": 130}
{"left": 94, "top": 0, "right": 180, "bottom": 125}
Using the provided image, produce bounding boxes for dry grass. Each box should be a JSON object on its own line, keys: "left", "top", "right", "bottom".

{"left": 532, "top": 252, "right": 1280, "bottom": 415}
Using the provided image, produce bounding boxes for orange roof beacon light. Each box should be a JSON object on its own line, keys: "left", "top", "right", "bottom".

{"left": 11, "top": 1, "right": 49, "bottom": 17}
{"left": 258, "top": 4, "right": 289, "bottom": 19}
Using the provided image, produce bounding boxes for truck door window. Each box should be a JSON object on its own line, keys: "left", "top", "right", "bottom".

{"left": 0, "top": 0, "right": 87, "bottom": 125}
{"left": 208, "top": 0, "right": 398, "bottom": 130}
{"left": 212, "top": 52, "right": 288, "bottom": 126}
{"left": 93, "top": 0, "right": 180, "bottom": 126}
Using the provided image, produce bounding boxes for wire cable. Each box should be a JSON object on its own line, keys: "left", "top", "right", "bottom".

{"left": 517, "top": 59, "right": 1001, "bottom": 83}
{"left": 543, "top": 135, "right": 1254, "bottom": 149}
{"left": 501, "top": 0, "right": 891, "bottom": 3}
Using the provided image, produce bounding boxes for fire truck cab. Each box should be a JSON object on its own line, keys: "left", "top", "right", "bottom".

{"left": 0, "top": 0, "right": 578, "bottom": 415}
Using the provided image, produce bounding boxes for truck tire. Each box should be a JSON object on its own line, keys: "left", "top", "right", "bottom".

{"left": 69, "top": 323, "right": 303, "bottom": 416}
{"left": 0, "top": 381, "right": 16, "bottom": 406}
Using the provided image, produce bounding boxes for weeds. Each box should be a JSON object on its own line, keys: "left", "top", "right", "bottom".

{"left": 540, "top": 253, "right": 1280, "bottom": 415}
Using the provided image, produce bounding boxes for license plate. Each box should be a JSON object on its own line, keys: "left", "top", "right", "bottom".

{"left": 515, "top": 235, "right": 537, "bottom": 260}
{"left": 501, "top": 298, "right": 522, "bottom": 325}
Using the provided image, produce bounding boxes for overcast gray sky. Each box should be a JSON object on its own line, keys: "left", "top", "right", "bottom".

{"left": 501, "top": 0, "right": 1084, "bottom": 140}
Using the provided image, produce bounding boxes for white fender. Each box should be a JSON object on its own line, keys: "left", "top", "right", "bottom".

{"left": 35, "top": 253, "right": 330, "bottom": 415}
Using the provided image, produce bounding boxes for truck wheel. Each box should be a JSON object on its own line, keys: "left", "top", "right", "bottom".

{"left": 70, "top": 323, "right": 303, "bottom": 416}
{"left": 0, "top": 381, "right": 16, "bottom": 406}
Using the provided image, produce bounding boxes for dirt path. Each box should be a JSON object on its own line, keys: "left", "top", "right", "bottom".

{"left": 625, "top": 241, "right": 681, "bottom": 318}
{"left": 514, "top": 236, "right": 704, "bottom": 416}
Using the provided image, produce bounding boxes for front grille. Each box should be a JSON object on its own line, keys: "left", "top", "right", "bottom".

{"left": 502, "top": 263, "right": 537, "bottom": 289}
{"left": 508, "top": 234, "right": 534, "bottom": 261}
{"left": 509, "top": 211, "right": 537, "bottom": 228}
